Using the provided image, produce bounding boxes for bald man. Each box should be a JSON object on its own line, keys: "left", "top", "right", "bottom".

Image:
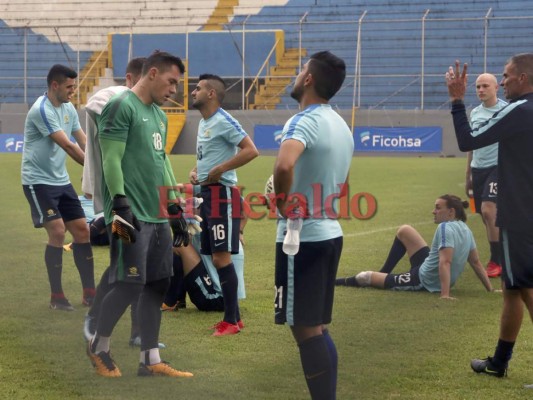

{"left": 465, "top": 73, "right": 507, "bottom": 278}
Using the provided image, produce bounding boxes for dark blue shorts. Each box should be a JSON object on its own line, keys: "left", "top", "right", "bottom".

{"left": 275, "top": 237, "right": 343, "bottom": 326}
{"left": 501, "top": 228, "right": 533, "bottom": 289}
{"left": 383, "top": 246, "right": 430, "bottom": 291}
{"left": 184, "top": 261, "right": 224, "bottom": 312}
{"left": 23, "top": 183, "right": 85, "bottom": 228}
{"left": 199, "top": 184, "right": 241, "bottom": 255}
{"left": 472, "top": 166, "right": 498, "bottom": 214}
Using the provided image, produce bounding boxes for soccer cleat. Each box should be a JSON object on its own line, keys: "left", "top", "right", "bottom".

{"left": 210, "top": 320, "right": 244, "bottom": 331}
{"left": 128, "top": 336, "right": 166, "bottom": 349}
{"left": 470, "top": 357, "right": 507, "bottom": 377}
{"left": 50, "top": 297, "right": 75, "bottom": 311}
{"left": 86, "top": 342, "right": 121, "bottom": 377}
{"left": 212, "top": 321, "right": 240, "bottom": 337}
{"left": 161, "top": 303, "right": 177, "bottom": 312}
{"left": 83, "top": 313, "right": 96, "bottom": 342}
{"left": 137, "top": 362, "right": 193, "bottom": 377}
{"left": 237, "top": 319, "right": 245, "bottom": 330}
{"left": 486, "top": 261, "right": 502, "bottom": 278}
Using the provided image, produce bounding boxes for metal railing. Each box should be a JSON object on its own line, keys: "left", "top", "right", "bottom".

{"left": 1, "top": 9, "right": 533, "bottom": 110}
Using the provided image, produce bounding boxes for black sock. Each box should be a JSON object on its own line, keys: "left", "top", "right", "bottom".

{"left": 45, "top": 245, "right": 63, "bottom": 294}
{"left": 489, "top": 241, "right": 501, "bottom": 265}
{"left": 335, "top": 276, "right": 359, "bottom": 287}
{"left": 97, "top": 282, "right": 141, "bottom": 337}
{"left": 298, "top": 335, "right": 334, "bottom": 400}
{"left": 379, "top": 237, "right": 406, "bottom": 273}
{"left": 493, "top": 339, "right": 514, "bottom": 368}
{"left": 72, "top": 242, "right": 95, "bottom": 289}
{"left": 88, "top": 267, "right": 112, "bottom": 319}
{"left": 322, "top": 329, "right": 338, "bottom": 399}
{"left": 217, "top": 263, "right": 238, "bottom": 324}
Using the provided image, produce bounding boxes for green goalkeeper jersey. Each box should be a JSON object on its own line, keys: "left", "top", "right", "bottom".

{"left": 98, "top": 90, "right": 168, "bottom": 224}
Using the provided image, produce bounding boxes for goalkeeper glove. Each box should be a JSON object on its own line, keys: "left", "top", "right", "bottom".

{"left": 112, "top": 195, "right": 141, "bottom": 244}
{"left": 168, "top": 203, "right": 189, "bottom": 247}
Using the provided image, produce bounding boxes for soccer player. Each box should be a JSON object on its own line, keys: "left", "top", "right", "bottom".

{"left": 21, "top": 64, "right": 95, "bottom": 311}
{"left": 189, "top": 74, "right": 258, "bottom": 336}
{"left": 465, "top": 73, "right": 507, "bottom": 278}
{"left": 446, "top": 54, "right": 533, "bottom": 385}
{"left": 86, "top": 50, "right": 192, "bottom": 378}
{"left": 163, "top": 193, "right": 247, "bottom": 316}
{"left": 336, "top": 195, "right": 494, "bottom": 298}
{"left": 82, "top": 57, "right": 154, "bottom": 347}
{"left": 273, "top": 51, "right": 353, "bottom": 400}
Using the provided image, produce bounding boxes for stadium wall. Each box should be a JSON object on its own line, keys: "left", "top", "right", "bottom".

{"left": 0, "top": 109, "right": 464, "bottom": 157}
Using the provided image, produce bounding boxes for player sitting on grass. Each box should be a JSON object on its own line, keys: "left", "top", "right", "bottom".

{"left": 163, "top": 191, "right": 247, "bottom": 331}
{"left": 336, "top": 194, "right": 495, "bottom": 299}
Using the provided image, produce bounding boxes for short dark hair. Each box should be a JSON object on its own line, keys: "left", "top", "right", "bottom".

{"left": 142, "top": 50, "right": 185, "bottom": 76}
{"left": 307, "top": 51, "right": 346, "bottom": 100}
{"left": 508, "top": 53, "right": 533, "bottom": 83}
{"left": 126, "top": 57, "right": 146, "bottom": 76}
{"left": 439, "top": 194, "right": 469, "bottom": 222}
{"left": 47, "top": 64, "right": 77, "bottom": 87}
{"left": 199, "top": 73, "right": 226, "bottom": 103}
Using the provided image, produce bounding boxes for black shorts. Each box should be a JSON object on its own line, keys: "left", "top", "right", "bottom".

{"left": 23, "top": 184, "right": 85, "bottom": 228}
{"left": 472, "top": 166, "right": 498, "bottom": 214}
{"left": 184, "top": 261, "right": 224, "bottom": 312}
{"left": 108, "top": 221, "right": 173, "bottom": 285}
{"left": 383, "top": 246, "right": 429, "bottom": 291}
{"left": 501, "top": 229, "right": 533, "bottom": 289}
{"left": 199, "top": 184, "right": 241, "bottom": 255}
{"left": 275, "top": 237, "right": 343, "bottom": 326}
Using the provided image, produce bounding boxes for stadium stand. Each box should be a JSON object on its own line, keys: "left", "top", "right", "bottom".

{"left": 1, "top": 0, "right": 533, "bottom": 109}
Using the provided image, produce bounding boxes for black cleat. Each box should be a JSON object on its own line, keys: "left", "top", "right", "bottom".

{"left": 471, "top": 357, "right": 507, "bottom": 378}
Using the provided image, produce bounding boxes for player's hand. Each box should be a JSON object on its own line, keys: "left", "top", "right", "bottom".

{"left": 445, "top": 60, "right": 468, "bottom": 101}
{"left": 168, "top": 203, "right": 189, "bottom": 247}
{"left": 206, "top": 165, "right": 224, "bottom": 184}
{"left": 440, "top": 295, "right": 457, "bottom": 301}
{"left": 112, "top": 195, "right": 141, "bottom": 244}
{"left": 189, "top": 169, "right": 199, "bottom": 185}
{"left": 185, "top": 215, "right": 203, "bottom": 236}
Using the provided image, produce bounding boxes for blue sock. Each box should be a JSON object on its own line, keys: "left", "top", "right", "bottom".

{"left": 217, "top": 263, "right": 238, "bottom": 324}
{"left": 322, "top": 329, "right": 337, "bottom": 399}
{"left": 493, "top": 339, "right": 514, "bottom": 368}
{"left": 298, "top": 334, "right": 334, "bottom": 400}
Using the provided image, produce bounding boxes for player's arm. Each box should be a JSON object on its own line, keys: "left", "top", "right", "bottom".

{"left": 189, "top": 165, "right": 199, "bottom": 185}
{"left": 438, "top": 247, "right": 454, "bottom": 299}
{"left": 467, "top": 248, "right": 494, "bottom": 292}
{"left": 49, "top": 129, "right": 85, "bottom": 165}
{"left": 71, "top": 128, "right": 87, "bottom": 152}
{"left": 273, "top": 139, "right": 305, "bottom": 217}
{"left": 206, "top": 136, "right": 259, "bottom": 183}
{"left": 465, "top": 151, "right": 473, "bottom": 197}
{"left": 100, "top": 138, "right": 126, "bottom": 196}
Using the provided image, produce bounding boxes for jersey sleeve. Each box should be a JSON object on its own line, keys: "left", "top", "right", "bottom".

{"left": 221, "top": 113, "right": 248, "bottom": 146}
{"left": 436, "top": 223, "right": 456, "bottom": 250}
{"left": 281, "top": 112, "right": 319, "bottom": 149}
{"left": 35, "top": 103, "right": 63, "bottom": 136}
{"left": 98, "top": 93, "right": 132, "bottom": 143}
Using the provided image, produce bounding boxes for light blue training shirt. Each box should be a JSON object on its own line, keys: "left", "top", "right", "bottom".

{"left": 196, "top": 107, "right": 248, "bottom": 186}
{"left": 418, "top": 220, "right": 477, "bottom": 292}
{"left": 276, "top": 104, "right": 354, "bottom": 242}
{"left": 21, "top": 93, "right": 81, "bottom": 185}
{"left": 469, "top": 98, "right": 507, "bottom": 169}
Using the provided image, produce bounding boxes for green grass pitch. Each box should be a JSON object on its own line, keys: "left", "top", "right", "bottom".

{"left": 1, "top": 153, "right": 532, "bottom": 399}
